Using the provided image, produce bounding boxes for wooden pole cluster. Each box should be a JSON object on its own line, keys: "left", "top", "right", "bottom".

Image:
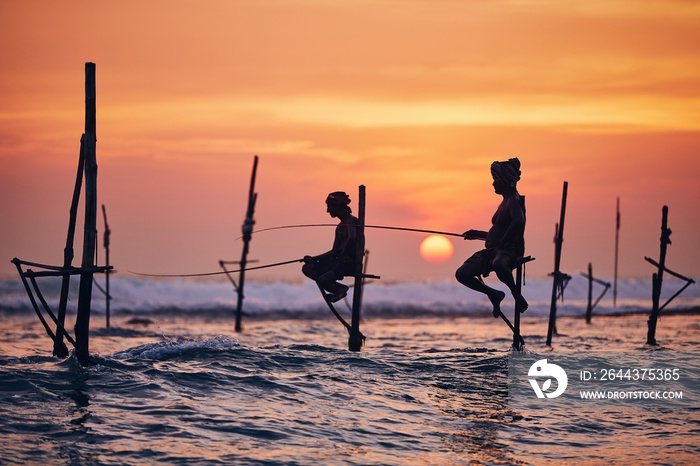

{"left": 12, "top": 63, "right": 110, "bottom": 366}
{"left": 582, "top": 263, "right": 611, "bottom": 324}
{"left": 546, "top": 181, "right": 568, "bottom": 347}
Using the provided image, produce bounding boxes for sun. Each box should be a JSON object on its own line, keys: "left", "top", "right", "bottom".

{"left": 419, "top": 235, "right": 454, "bottom": 263}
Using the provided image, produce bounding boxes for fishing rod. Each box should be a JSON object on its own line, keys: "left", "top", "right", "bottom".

{"left": 235, "top": 223, "right": 465, "bottom": 240}
{"left": 129, "top": 258, "right": 304, "bottom": 278}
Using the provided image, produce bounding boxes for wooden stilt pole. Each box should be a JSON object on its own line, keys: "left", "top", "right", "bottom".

{"left": 498, "top": 310, "right": 524, "bottom": 348}
{"left": 613, "top": 197, "right": 620, "bottom": 307}
{"left": 546, "top": 181, "right": 568, "bottom": 347}
{"left": 54, "top": 136, "right": 85, "bottom": 357}
{"left": 235, "top": 155, "right": 258, "bottom": 332}
{"left": 12, "top": 63, "right": 111, "bottom": 360}
{"left": 102, "top": 204, "right": 111, "bottom": 328}
{"left": 511, "top": 195, "right": 529, "bottom": 351}
{"left": 349, "top": 185, "right": 366, "bottom": 351}
{"left": 646, "top": 206, "right": 670, "bottom": 346}
{"left": 513, "top": 261, "right": 524, "bottom": 351}
{"left": 75, "top": 62, "right": 97, "bottom": 366}
{"left": 12, "top": 259, "right": 62, "bottom": 346}
{"left": 581, "top": 264, "right": 610, "bottom": 325}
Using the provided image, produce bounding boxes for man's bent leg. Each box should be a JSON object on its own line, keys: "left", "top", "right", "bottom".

{"left": 456, "top": 261, "right": 506, "bottom": 317}
{"left": 492, "top": 254, "right": 528, "bottom": 313}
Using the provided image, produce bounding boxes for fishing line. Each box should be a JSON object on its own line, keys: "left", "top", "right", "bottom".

{"left": 129, "top": 258, "right": 304, "bottom": 278}
{"left": 235, "top": 223, "right": 464, "bottom": 240}
{"left": 132, "top": 225, "right": 462, "bottom": 278}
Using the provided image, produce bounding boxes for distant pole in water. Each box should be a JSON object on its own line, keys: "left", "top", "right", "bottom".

{"left": 643, "top": 208, "right": 694, "bottom": 345}
{"left": 349, "top": 185, "right": 367, "bottom": 352}
{"left": 647, "top": 206, "right": 671, "bottom": 345}
{"left": 235, "top": 155, "right": 258, "bottom": 333}
{"left": 647, "top": 206, "right": 670, "bottom": 346}
{"left": 102, "top": 204, "right": 112, "bottom": 328}
{"left": 613, "top": 197, "right": 620, "bottom": 306}
{"left": 546, "top": 181, "right": 568, "bottom": 347}
{"left": 75, "top": 62, "right": 98, "bottom": 366}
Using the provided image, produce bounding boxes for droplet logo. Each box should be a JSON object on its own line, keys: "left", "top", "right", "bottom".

{"left": 528, "top": 359, "right": 568, "bottom": 399}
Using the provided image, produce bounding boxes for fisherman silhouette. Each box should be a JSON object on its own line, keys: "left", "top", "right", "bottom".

{"left": 302, "top": 192, "right": 358, "bottom": 302}
{"left": 455, "top": 158, "right": 529, "bottom": 317}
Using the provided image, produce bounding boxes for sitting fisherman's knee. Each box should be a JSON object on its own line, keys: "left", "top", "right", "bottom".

{"left": 455, "top": 266, "right": 471, "bottom": 285}
{"left": 301, "top": 263, "right": 315, "bottom": 278}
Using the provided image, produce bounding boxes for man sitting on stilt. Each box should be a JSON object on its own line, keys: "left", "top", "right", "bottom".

{"left": 455, "top": 158, "right": 529, "bottom": 317}
{"left": 302, "top": 191, "right": 358, "bottom": 303}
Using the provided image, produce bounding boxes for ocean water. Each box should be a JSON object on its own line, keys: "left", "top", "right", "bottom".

{"left": 1, "top": 277, "right": 699, "bottom": 465}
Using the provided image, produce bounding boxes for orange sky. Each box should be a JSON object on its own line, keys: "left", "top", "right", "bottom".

{"left": 1, "top": 0, "right": 699, "bottom": 283}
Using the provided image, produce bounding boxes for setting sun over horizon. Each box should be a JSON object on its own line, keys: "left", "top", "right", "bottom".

{"left": 1, "top": 0, "right": 699, "bottom": 283}
{"left": 419, "top": 235, "right": 455, "bottom": 263}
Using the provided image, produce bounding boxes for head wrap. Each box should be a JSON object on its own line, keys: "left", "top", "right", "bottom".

{"left": 326, "top": 191, "right": 352, "bottom": 212}
{"left": 326, "top": 191, "right": 350, "bottom": 205}
{"left": 490, "top": 158, "right": 521, "bottom": 188}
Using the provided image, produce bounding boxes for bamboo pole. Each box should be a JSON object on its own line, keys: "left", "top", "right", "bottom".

{"left": 102, "top": 204, "right": 111, "bottom": 328}
{"left": 21, "top": 266, "right": 109, "bottom": 278}
{"left": 53, "top": 135, "right": 85, "bottom": 357}
{"left": 75, "top": 62, "right": 97, "bottom": 366}
{"left": 12, "top": 259, "right": 61, "bottom": 346}
{"left": 582, "top": 264, "right": 611, "bottom": 324}
{"left": 644, "top": 257, "right": 695, "bottom": 312}
{"left": 546, "top": 181, "right": 568, "bottom": 347}
{"left": 235, "top": 155, "right": 258, "bottom": 332}
{"left": 512, "top": 195, "right": 527, "bottom": 351}
{"left": 513, "top": 261, "right": 525, "bottom": 351}
{"left": 647, "top": 206, "right": 670, "bottom": 346}
{"left": 349, "top": 185, "right": 366, "bottom": 351}
{"left": 29, "top": 275, "right": 77, "bottom": 347}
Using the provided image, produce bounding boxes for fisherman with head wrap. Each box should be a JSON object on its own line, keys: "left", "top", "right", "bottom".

{"left": 491, "top": 157, "right": 521, "bottom": 189}
{"left": 455, "top": 158, "right": 528, "bottom": 317}
{"left": 302, "top": 191, "right": 359, "bottom": 302}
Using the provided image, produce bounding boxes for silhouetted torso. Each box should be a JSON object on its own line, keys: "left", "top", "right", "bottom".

{"left": 486, "top": 193, "right": 524, "bottom": 258}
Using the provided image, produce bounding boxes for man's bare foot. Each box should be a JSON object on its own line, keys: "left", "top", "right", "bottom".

{"left": 516, "top": 295, "right": 528, "bottom": 314}
{"left": 489, "top": 291, "right": 506, "bottom": 318}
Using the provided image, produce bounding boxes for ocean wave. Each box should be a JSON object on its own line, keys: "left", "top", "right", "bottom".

{"left": 0, "top": 276, "right": 698, "bottom": 319}
{"left": 112, "top": 335, "right": 240, "bottom": 360}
